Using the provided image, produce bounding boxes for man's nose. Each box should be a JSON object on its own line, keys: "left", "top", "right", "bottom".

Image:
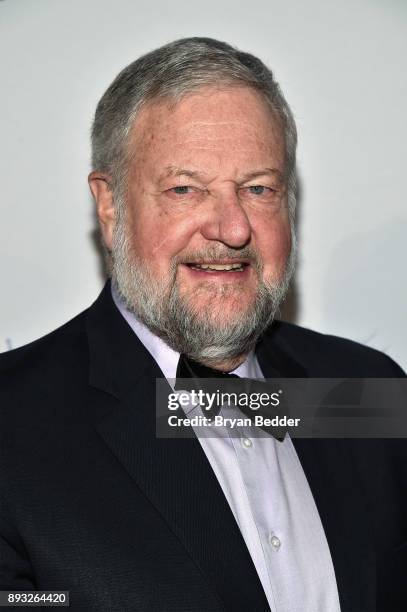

{"left": 200, "top": 191, "right": 252, "bottom": 248}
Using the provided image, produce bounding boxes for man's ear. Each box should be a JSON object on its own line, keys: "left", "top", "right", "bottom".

{"left": 88, "top": 172, "right": 115, "bottom": 251}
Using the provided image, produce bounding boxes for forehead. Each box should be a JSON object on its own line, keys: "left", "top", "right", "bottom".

{"left": 127, "top": 86, "right": 286, "bottom": 171}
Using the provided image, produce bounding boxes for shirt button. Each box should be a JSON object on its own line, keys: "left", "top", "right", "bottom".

{"left": 241, "top": 437, "right": 252, "bottom": 449}
{"left": 269, "top": 534, "right": 281, "bottom": 550}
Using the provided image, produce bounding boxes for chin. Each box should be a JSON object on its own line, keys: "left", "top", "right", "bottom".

{"left": 189, "top": 299, "right": 255, "bottom": 331}
{"left": 189, "top": 290, "right": 254, "bottom": 312}
{"left": 183, "top": 280, "right": 255, "bottom": 303}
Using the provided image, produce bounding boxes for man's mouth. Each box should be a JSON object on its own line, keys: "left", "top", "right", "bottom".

{"left": 186, "top": 262, "right": 248, "bottom": 272}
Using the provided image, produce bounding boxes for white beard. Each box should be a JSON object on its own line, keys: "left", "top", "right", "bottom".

{"left": 111, "top": 205, "right": 296, "bottom": 365}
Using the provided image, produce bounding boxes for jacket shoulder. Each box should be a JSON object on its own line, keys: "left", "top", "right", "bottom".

{"left": 0, "top": 309, "right": 90, "bottom": 399}
{"left": 266, "top": 320, "right": 405, "bottom": 377}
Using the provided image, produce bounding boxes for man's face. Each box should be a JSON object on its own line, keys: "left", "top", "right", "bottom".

{"left": 100, "top": 86, "right": 294, "bottom": 364}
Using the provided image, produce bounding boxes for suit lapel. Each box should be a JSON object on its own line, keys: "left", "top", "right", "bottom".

{"left": 257, "top": 329, "right": 376, "bottom": 612}
{"left": 87, "top": 283, "right": 270, "bottom": 611}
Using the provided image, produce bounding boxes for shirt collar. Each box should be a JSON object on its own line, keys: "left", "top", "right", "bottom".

{"left": 111, "top": 282, "right": 264, "bottom": 382}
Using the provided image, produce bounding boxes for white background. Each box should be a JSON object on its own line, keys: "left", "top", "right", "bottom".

{"left": 1, "top": 0, "right": 406, "bottom": 369}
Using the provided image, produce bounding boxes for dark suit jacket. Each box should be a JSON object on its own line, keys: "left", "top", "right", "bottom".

{"left": 0, "top": 282, "right": 406, "bottom": 611}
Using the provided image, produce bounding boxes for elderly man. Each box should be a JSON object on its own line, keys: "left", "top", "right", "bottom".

{"left": 0, "top": 38, "right": 405, "bottom": 611}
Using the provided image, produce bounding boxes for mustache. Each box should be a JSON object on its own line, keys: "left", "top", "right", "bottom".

{"left": 172, "top": 246, "right": 263, "bottom": 271}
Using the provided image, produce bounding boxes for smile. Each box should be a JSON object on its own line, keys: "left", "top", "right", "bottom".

{"left": 187, "top": 262, "right": 248, "bottom": 272}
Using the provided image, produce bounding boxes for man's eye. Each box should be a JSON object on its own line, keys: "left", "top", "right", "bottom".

{"left": 164, "top": 185, "right": 203, "bottom": 201}
{"left": 247, "top": 185, "right": 272, "bottom": 195}
{"left": 171, "top": 186, "right": 192, "bottom": 194}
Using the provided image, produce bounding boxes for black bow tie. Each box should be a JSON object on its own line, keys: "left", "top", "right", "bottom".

{"left": 176, "top": 353, "right": 240, "bottom": 381}
{"left": 175, "top": 353, "right": 240, "bottom": 416}
{"left": 175, "top": 354, "right": 286, "bottom": 441}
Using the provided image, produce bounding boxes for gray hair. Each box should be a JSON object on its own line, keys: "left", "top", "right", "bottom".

{"left": 91, "top": 37, "right": 298, "bottom": 218}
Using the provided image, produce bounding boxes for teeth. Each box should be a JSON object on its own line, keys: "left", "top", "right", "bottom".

{"left": 192, "top": 263, "right": 245, "bottom": 271}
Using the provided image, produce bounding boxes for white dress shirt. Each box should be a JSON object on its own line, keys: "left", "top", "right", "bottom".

{"left": 112, "top": 285, "right": 341, "bottom": 612}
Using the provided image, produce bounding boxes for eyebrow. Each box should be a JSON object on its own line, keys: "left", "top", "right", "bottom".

{"left": 158, "top": 166, "right": 285, "bottom": 183}
{"left": 159, "top": 166, "right": 210, "bottom": 182}
{"left": 239, "top": 168, "right": 285, "bottom": 183}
